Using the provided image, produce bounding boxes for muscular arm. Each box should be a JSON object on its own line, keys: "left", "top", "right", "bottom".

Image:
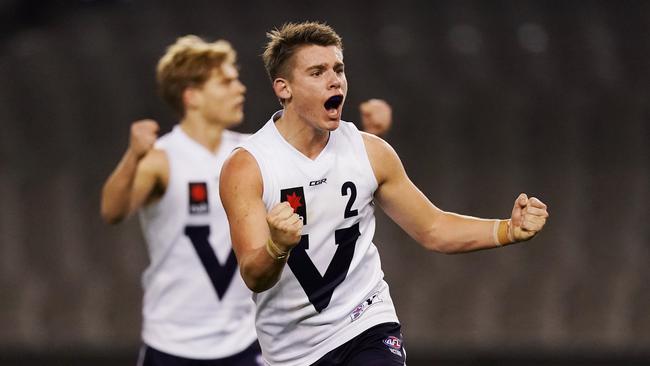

{"left": 100, "top": 149, "right": 167, "bottom": 224}
{"left": 363, "top": 133, "right": 548, "bottom": 253}
{"left": 100, "top": 120, "right": 167, "bottom": 224}
{"left": 220, "top": 149, "right": 302, "bottom": 292}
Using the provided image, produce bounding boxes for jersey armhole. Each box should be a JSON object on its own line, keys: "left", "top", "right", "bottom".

{"left": 235, "top": 147, "right": 272, "bottom": 211}
{"left": 142, "top": 147, "right": 172, "bottom": 212}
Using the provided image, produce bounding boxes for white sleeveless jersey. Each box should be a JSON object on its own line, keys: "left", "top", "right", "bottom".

{"left": 138, "top": 126, "right": 257, "bottom": 359}
{"left": 239, "top": 112, "right": 399, "bottom": 366}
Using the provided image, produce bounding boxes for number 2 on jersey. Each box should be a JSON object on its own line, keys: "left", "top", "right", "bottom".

{"left": 287, "top": 181, "right": 360, "bottom": 313}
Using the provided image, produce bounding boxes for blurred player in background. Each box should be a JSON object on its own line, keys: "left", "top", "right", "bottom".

{"left": 360, "top": 98, "right": 391, "bottom": 137}
{"left": 220, "top": 21, "right": 549, "bottom": 366}
{"left": 101, "top": 34, "right": 393, "bottom": 366}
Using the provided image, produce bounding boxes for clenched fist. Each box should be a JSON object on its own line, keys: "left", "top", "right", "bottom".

{"left": 266, "top": 201, "right": 303, "bottom": 252}
{"left": 509, "top": 193, "right": 549, "bottom": 241}
{"left": 129, "top": 119, "right": 159, "bottom": 159}
{"left": 360, "top": 99, "right": 392, "bottom": 136}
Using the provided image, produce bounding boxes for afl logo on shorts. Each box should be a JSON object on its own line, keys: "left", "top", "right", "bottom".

{"left": 383, "top": 336, "right": 402, "bottom": 350}
{"left": 188, "top": 182, "right": 209, "bottom": 214}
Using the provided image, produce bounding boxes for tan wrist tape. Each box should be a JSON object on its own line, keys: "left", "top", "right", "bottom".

{"left": 494, "top": 219, "right": 513, "bottom": 247}
{"left": 266, "top": 238, "right": 290, "bottom": 260}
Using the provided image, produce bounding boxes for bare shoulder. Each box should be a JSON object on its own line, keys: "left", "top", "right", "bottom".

{"left": 361, "top": 131, "right": 403, "bottom": 185}
{"left": 220, "top": 148, "right": 263, "bottom": 194}
{"left": 141, "top": 148, "right": 168, "bottom": 169}
{"left": 139, "top": 148, "right": 168, "bottom": 178}
{"left": 361, "top": 131, "right": 397, "bottom": 157}
{"left": 222, "top": 148, "right": 261, "bottom": 176}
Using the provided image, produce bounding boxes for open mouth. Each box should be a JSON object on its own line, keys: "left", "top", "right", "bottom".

{"left": 324, "top": 95, "right": 344, "bottom": 111}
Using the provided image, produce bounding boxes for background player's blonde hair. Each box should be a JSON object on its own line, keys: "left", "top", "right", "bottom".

{"left": 157, "top": 35, "right": 236, "bottom": 116}
{"left": 262, "top": 21, "right": 343, "bottom": 82}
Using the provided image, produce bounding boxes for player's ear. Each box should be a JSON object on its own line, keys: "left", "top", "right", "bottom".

{"left": 273, "top": 78, "right": 291, "bottom": 101}
{"left": 183, "top": 87, "right": 202, "bottom": 110}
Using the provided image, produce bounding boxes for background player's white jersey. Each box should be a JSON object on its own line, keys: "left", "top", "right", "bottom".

{"left": 138, "top": 126, "right": 256, "bottom": 359}
{"left": 239, "top": 112, "right": 399, "bottom": 366}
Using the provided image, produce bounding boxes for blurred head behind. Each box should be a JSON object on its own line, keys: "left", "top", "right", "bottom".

{"left": 157, "top": 35, "right": 246, "bottom": 127}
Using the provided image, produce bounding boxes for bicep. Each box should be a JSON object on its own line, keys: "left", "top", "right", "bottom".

{"left": 375, "top": 172, "right": 443, "bottom": 244}
{"left": 364, "top": 134, "right": 443, "bottom": 244}
{"left": 220, "top": 149, "right": 269, "bottom": 261}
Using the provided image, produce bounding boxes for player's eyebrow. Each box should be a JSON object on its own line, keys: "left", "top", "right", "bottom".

{"left": 305, "top": 64, "right": 327, "bottom": 72}
{"left": 305, "top": 61, "right": 345, "bottom": 73}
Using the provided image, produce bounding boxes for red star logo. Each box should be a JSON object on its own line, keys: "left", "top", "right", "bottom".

{"left": 286, "top": 192, "right": 303, "bottom": 212}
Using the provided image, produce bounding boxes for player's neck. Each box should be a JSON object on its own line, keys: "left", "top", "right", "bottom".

{"left": 179, "top": 115, "right": 225, "bottom": 153}
{"left": 275, "top": 109, "right": 329, "bottom": 160}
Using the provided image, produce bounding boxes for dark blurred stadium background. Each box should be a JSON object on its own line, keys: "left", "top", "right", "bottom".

{"left": 1, "top": 0, "right": 648, "bottom": 365}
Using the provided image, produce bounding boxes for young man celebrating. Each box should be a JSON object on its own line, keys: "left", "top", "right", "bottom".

{"left": 220, "top": 22, "right": 549, "bottom": 366}
{"left": 101, "top": 34, "right": 394, "bottom": 365}
{"left": 101, "top": 35, "right": 260, "bottom": 365}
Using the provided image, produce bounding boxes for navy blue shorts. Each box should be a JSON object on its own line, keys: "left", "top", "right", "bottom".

{"left": 312, "top": 322, "right": 406, "bottom": 366}
{"left": 138, "top": 340, "right": 263, "bottom": 366}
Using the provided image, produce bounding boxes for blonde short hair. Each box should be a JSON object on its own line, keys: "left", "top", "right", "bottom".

{"left": 156, "top": 35, "right": 236, "bottom": 116}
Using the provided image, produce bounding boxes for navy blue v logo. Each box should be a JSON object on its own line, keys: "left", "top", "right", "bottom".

{"left": 184, "top": 225, "right": 238, "bottom": 299}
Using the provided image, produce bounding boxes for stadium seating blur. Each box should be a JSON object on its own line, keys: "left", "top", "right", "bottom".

{"left": 0, "top": 0, "right": 648, "bottom": 365}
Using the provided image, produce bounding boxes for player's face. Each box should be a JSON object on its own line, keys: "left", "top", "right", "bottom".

{"left": 196, "top": 62, "right": 246, "bottom": 128}
{"left": 285, "top": 45, "right": 347, "bottom": 131}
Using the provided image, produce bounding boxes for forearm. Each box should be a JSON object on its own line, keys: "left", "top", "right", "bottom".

{"left": 422, "top": 212, "right": 509, "bottom": 253}
{"left": 240, "top": 241, "right": 289, "bottom": 292}
{"left": 100, "top": 149, "right": 140, "bottom": 224}
{"left": 221, "top": 149, "right": 300, "bottom": 292}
